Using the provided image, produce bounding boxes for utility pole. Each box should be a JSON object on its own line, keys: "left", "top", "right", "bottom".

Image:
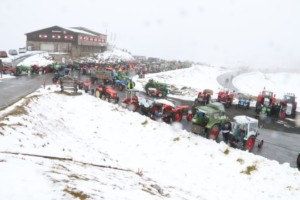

{"left": 0, "top": 59, "right": 3, "bottom": 78}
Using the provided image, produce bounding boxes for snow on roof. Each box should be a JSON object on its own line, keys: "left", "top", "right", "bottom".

{"left": 64, "top": 27, "right": 97, "bottom": 36}
{"left": 233, "top": 115, "right": 258, "bottom": 124}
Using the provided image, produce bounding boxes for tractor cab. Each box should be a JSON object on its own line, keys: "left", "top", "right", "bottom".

{"left": 123, "top": 89, "right": 139, "bottom": 104}
{"left": 229, "top": 115, "right": 263, "bottom": 151}
{"left": 217, "top": 88, "right": 234, "bottom": 107}
{"left": 281, "top": 93, "right": 297, "bottom": 118}
{"left": 262, "top": 90, "right": 273, "bottom": 98}
{"left": 283, "top": 93, "right": 296, "bottom": 103}
{"left": 121, "top": 89, "right": 141, "bottom": 112}
{"left": 263, "top": 97, "right": 270, "bottom": 106}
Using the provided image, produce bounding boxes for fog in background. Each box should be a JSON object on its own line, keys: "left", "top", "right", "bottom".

{"left": 0, "top": 0, "right": 299, "bottom": 71}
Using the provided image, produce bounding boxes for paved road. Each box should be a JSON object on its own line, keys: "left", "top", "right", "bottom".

{"left": 0, "top": 73, "right": 53, "bottom": 110}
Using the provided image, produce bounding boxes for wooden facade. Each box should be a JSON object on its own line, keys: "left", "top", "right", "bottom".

{"left": 25, "top": 26, "right": 107, "bottom": 58}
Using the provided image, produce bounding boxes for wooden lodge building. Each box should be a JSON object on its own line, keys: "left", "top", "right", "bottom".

{"left": 25, "top": 26, "right": 107, "bottom": 60}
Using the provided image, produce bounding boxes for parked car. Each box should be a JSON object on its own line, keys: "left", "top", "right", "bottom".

{"left": 0, "top": 51, "right": 8, "bottom": 58}
{"left": 8, "top": 49, "right": 18, "bottom": 56}
{"left": 18, "top": 47, "right": 27, "bottom": 54}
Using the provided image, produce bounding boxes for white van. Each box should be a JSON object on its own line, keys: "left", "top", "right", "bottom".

{"left": 19, "top": 47, "right": 27, "bottom": 54}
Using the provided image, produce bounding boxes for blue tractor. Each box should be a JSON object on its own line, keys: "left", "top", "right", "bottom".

{"left": 236, "top": 98, "right": 250, "bottom": 110}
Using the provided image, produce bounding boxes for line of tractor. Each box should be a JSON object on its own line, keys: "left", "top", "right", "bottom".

{"left": 50, "top": 63, "right": 297, "bottom": 154}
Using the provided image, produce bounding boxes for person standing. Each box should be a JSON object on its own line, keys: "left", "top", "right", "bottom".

{"left": 221, "top": 121, "right": 232, "bottom": 144}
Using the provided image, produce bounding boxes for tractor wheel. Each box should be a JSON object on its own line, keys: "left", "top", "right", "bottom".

{"left": 206, "top": 96, "right": 211, "bottom": 105}
{"left": 186, "top": 113, "right": 193, "bottom": 121}
{"left": 258, "top": 140, "right": 264, "bottom": 149}
{"left": 100, "top": 93, "right": 106, "bottom": 100}
{"left": 113, "top": 97, "right": 119, "bottom": 104}
{"left": 244, "top": 137, "right": 255, "bottom": 151}
{"left": 150, "top": 106, "right": 160, "bottom": 115}
{"left": 162, "top": 90, "right": 167, "bottom": 97}
{"left": 225, "top": 99, "right": 231, "bottom": 108}
{"left": 208, "top": 125, "right": 219, "bottom": 141}
{"left": 118, "top": 85, "right": 124, "bottom": 91}
{"left": 297, "top": 153, "right": 300, "bottom": 168}
{"left": 52, "top": 77, "right": 58, "bottom": 84}
{"left": 246, "top": 103, "right": 250, "bottom": 109}
{"left": 172, "top": 112, "right": 183, "bottom": 122}
{"left": 84, "top": 87, "right": 88, "bottom": 93}
{"left": 107, "top": 95, "right": 111, "bottom": 102}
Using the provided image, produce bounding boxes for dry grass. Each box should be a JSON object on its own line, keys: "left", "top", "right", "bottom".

{"left": 237, "top": 158, "right": 245, "bottom": 164}
{"left": 0, "top": 95, "right": 40, "bottom": 121}
{"left": 241, "top": 164, "right": 257, "bottom": 175}
{"left": 141, "top": 119, "right": 148, "bottom": 126}
{"left": 223, "top": 148, "right": 230, "bottom": 155}
{"left": 63, "top": 188, "right": 89, "bottom": 200}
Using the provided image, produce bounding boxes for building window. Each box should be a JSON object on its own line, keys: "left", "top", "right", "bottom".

{"left": 84, "top": 36, "right": 89, "bottom": 40}
{"left": 52, "top": 34, "right": 61, "bottom": 39}
{"left": 39, "top": 34, "right": 48, "bottom": 39}
{"left": 64, "top": 35, "right": 74, "bottom": 40}
{"left": 79, "top": 36, "right": 83, "bottom": 40}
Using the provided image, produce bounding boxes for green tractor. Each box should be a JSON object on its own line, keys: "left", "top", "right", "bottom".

{"left": 144, "top": 79, "right": 168, "bottom": 97}
{"left": 15, "top": 65, "right": 31, "bottom": 75}
{"left": 191, "top": 102, "right": 230, "bottom": 141}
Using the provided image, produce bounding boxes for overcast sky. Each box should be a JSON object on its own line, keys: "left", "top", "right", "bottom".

{"left": 1, "top": 0, "right": 299, "bottom": 69}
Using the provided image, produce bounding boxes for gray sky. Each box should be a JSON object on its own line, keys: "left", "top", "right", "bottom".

{"left": 1, "top": 0, "right": 299, "bottom": 69}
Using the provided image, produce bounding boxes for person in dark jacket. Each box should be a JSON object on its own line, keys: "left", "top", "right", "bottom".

{"left": 221, "top": 121, "right": 232, "bottom": 144}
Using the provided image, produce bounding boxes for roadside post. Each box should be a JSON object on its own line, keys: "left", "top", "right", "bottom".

{"left": 0, "top": 59, "right": 3, "bottom": 78}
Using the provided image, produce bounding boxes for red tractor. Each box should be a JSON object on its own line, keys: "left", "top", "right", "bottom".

{"left": 31, "top": 65, "right": 43, "bottom": 74}
{"left": 121, "top": 89, "right": 140, "bottom": 112}
{"left": 194, "top": 89, "right": 213, "bottom": 105}
{"left": 255, "top": 90, "right": 280, "bottom": 117}
{"left": 148, "top": 99, "right": 193, "bottom": 124}
{"left": 280, "top": 93, "right": 297, "bottom": 119}
{"left": 0, "top": 66, "right": 17, "bottom": 76}
{"left": 217, "top": 88, "right": 234, "bottom": 108}
{"left": 95, "top": 85, "right": 119, "bottom": 104}
{"left": 77, "top": 81, "right": 92, "bottom": 93}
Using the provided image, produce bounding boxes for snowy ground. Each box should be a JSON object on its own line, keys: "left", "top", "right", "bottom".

{"left": 232, "top": 71, "right": 300, "bottom": 102}
{"left": 133, "top": 65, "right": 231, "bottom": 101}
{"left": 1, "top": 50, "right": 300, "bottom": 199}
{"left": 0, "top": 86, "right": 299, "bottom": 199}
{"left": 17, "top": 51, "right": 55, "bottom": 67}
{"left": 133, "top": 65, "right": 300, "bottom": 112}
{"left": 0, "top": 74, "right": 15, "bottom": 82}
